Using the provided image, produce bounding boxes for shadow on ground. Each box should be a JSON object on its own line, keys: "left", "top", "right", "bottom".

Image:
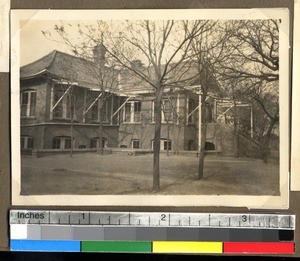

{"left": 20, "top": 153, "right": 280, "bottom": 196}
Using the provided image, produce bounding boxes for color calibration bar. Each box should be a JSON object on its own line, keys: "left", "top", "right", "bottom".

{"left": 10, "top": 240, "right": 294, "bottom": 254}
{"left": 10, "top": 224, "right": 295, "bottom": 254}
{"left": 10, "top": 211, "right": 295, "bottom": 254}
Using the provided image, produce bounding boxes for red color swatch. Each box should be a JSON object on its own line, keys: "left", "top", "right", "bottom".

{"left": 223, "top": 242, "right": 294, "bottom": 254}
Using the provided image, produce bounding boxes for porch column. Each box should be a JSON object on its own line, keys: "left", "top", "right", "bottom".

{"left": 50, "top": 82, "right": 54, "bottom": 120}
{"left": 83, "top": 89, "right": 87, "bottom": 123}
{"left": 250, "top": 105, "right": 254, "bottom": 138}
{"left": 111, "top": 95, "right": 114, "bottom": 125}
{"left": 198, "top": 92, "right": 202, "bottom": 152}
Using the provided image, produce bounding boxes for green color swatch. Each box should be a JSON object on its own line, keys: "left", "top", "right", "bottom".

{"left": 81, "top": 241, "right": 152, "bottom": 253}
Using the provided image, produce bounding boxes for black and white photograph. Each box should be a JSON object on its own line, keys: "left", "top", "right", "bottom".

{"left": 10, "top": 9, "right": 290, "bottom": 208}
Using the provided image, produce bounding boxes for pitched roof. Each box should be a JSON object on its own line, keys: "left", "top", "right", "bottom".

{"left": 119, "top": 61, "right": 223, "bottom": 97}
{"left": 20, "top": 50, "right": 222, "bottom": 97}
{"left": 21, "top": 51, "right": 56, "bottom": 78}
{"left": 21, "top": 50, "right": 119, "bottom": 92}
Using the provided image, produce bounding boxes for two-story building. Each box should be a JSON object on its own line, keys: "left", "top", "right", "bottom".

{"left": 20, "top": 48, "right": 260, "bottom": 157}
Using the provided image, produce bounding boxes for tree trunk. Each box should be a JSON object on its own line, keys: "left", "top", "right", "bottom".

{"left": 262, "top": 118, "right": 277, "bottom": 163}
{"left": 153, "top": 87, "right": 163, "bottom": 192}
{"left": 198, "top": 93, "right": 207, "bottom": 179}
{"left": 98, "top": 100, "right": 104, "bottom": 155}
{"left": 232, "top": 99, "right": 239, "bottom": 158}
{"left": 167, "top": 121, "right": 170, "bottom": 156}
{"left": 70, "top": 94, "right": 74, "bottom": 158}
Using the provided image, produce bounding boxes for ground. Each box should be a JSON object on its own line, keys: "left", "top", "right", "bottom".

{"left": 21, "top": 153, "right": 279, "bottom": 196}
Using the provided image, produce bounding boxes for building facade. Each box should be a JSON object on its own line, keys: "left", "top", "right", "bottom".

{"left": 20, "top": 50, "right": 260, "bottom": 157}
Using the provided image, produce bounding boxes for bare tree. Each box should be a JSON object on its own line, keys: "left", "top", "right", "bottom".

{"left": 216, "top": 20, "right": 280, "bottom": 163}
{"left": 98, "top": 20, "right": 211, "bottom": 191}
{"left": 222, "top": 78, "right": 242, "bottom": 158}
{"left": 43, "top": 25, "right": 120, "bottom": 155}
{"left": 250, "top": 81, "right": 279, "bottom": 163}
{"left": 44, "top": 20, "right": 225, "bottom": 191}
{"left": 219, "top": 20, "right": 279, "bottom": 83}
{"left": 49, "top": 56, "right": 79, "bottom": 157}
{"left": 189, "top": 21, "right": 228, "bottom": 179}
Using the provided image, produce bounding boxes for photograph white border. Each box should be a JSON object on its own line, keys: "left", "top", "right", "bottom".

{"left": 0, "top": 0, "right": 10, "bottom": 72}
{"left": 11, "top": 8, "right": 290, "bottom": 208}
{"left": 291, "top": 0, "right": 300, "bottom": 191}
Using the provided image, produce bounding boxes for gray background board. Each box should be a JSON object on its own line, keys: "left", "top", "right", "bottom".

{"left": 0, "top": 0, "right": 297, "bottom": 256}
{"left": 0, "top": 73, "right": 10, "bottom": 250}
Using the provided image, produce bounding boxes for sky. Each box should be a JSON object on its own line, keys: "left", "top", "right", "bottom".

{"left": 17, "top": 8, "right": 286, "bottom": 68}
{"left": 20, "top": 19, "right": 192, "bottom": 67}
{"left": 20, "top": 20, "right": 74, "bottom": 66}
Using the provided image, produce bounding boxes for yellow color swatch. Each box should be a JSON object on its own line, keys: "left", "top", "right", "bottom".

{"left": 152, "top": 241, "right": 223, "bottom": 253}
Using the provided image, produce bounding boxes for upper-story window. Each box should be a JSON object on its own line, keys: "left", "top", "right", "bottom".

{"left": 53, "top": 88, "right": 71, "bottom": 119}
{"left": 21, "top": 90, "right": 36, "bottom": 117}
{"left": 123, "top": 101, "right": 141, "bottom": 123}
{"left": 91, "top": 99, "right": 109, "bottom": 122}
{"left": 206, "top": 102, "right": 213, "bottom": 123}
{"left": 188, "top": 99, "right": 195, "bottom": 124}
{"left": 162, "top": 99, "right": 176, "bottom": 123}
{"left": 152, "top": 99, "right": 177, "bottom": 123}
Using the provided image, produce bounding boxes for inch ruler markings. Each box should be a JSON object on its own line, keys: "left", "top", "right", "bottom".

{"left": 10, "top": 210, "right": 295, "bottom": 254}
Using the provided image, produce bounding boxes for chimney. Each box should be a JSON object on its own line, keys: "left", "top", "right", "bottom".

{"left": 93, "top": 43, "right": 106, "bottom": 65}
{"left": 130, "top": 59, "right": 143, "bottom": 70}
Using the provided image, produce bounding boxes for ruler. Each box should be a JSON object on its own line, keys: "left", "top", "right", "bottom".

{"left": 10, "top": 210, "right": 296, "bottom": 254}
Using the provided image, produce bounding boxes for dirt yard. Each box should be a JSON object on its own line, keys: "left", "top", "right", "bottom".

{"left": 20, "top": 153, "right": 280, "bottom": 196}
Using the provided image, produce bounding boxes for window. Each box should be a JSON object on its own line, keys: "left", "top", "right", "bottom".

{"left": 205, "top": 142, "right": 215, "bottom": 151}
{"left": 206, "top": 103, "right": 213, "bottom": 123}
{"left": 151, "top": 100, "right": 156, "bottom": 122}
{"left": 101, "top": 101, "right": 109, "bottom": 122}
{"left": 90, "top": 137, "right": 107, "bottom": 148}
{"left": 188, "top": 99, "right": 195, "bottom": 124}
{"left": 91, "top": 104, "right": 98, "bottom": 121}
{"left": 52, "top": 138, "right": 61, "bottom": 149}
{"left": 162, "top": 99, "right": 173, "bottom": 122}
{"left": 134, "top": 102, "right": 141, "bottom": 122}
{"left": 52, "top": 136, "right": 72, "bottom": 150}
{"left": 152, "top": 99, "right": 177, "bottom": 123}
{"left": 53, "top": 87, "right": 71, "bottom": 119}
{"left": 91, "top": 99, "right": 108, "bottom": 122}
{"left": 131, "top": 139, "right": 140, "bottom": 149}
{"left": 188, "top": 140, "right": 194, "bottom": 151}
{"left": 124, "top": 103, "right": 131, "bottom": 122}
{"left": 65, "top": 138, "right": 71, "bottom": 149}
{"left": 90, "top": 139, "right": 97, "bottom": 149}
{"left": 21, "top": 136, "right": 34, "bottom": 149}
{"left": 123, "top": 101, "right": 141, "bottom": 123}
{"left": 151, "top": 139, "right": 172, "bottom": 151}
{"left": 21, "top": 91, "right": 36, "bottom": 117}
{"left": 164, "top": 140, "right": 172, "bottom": 151}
